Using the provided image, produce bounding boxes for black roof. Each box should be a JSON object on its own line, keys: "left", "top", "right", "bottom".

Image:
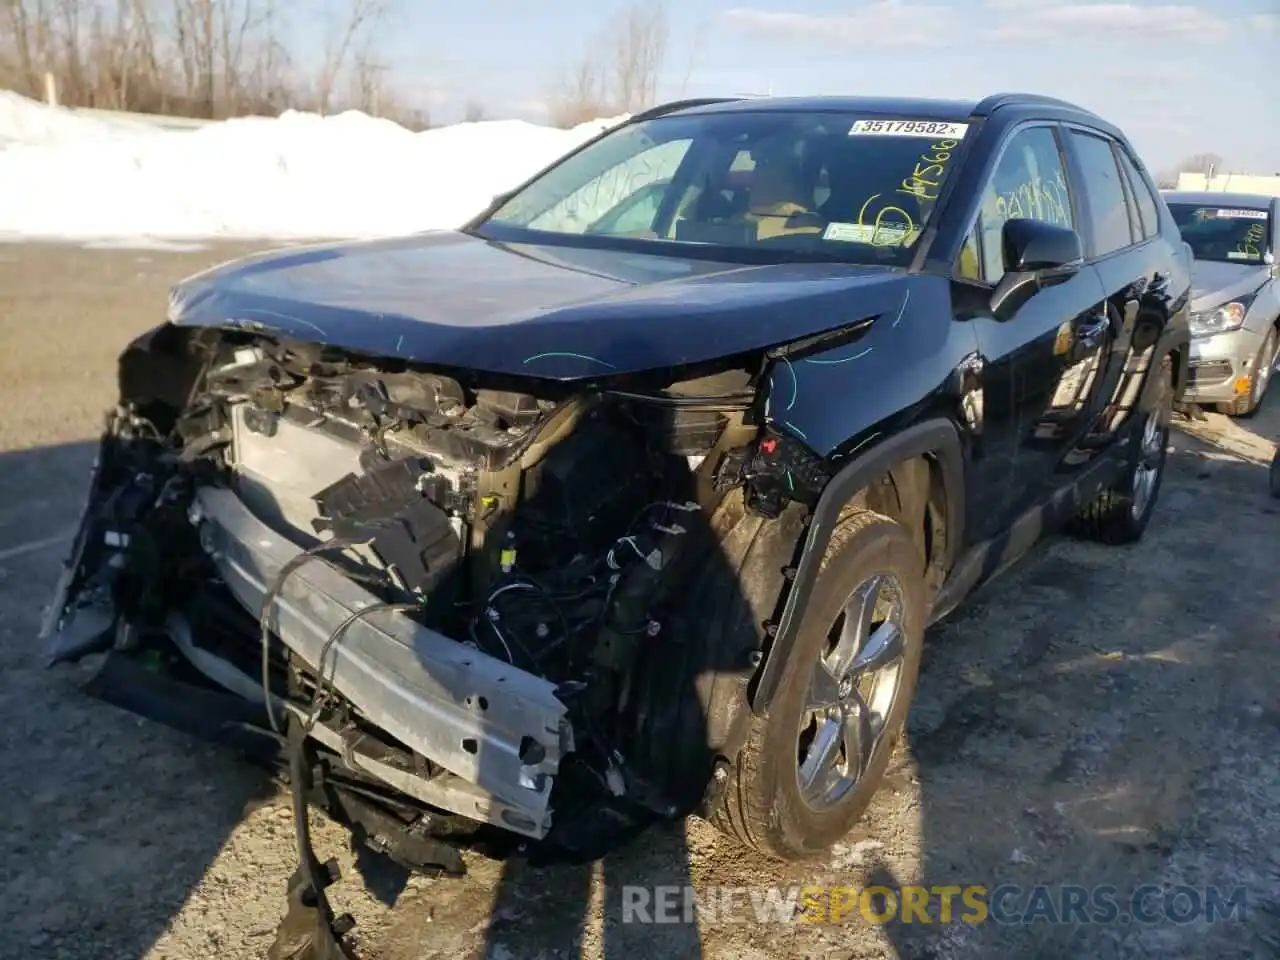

{"left": 647, "top": 92, "right": 1099, "bottom": 123}
{"left": 665, "top": 96, "right": 979, "bottom": 120}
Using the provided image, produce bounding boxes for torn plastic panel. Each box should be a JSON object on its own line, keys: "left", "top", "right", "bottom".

{"left": 716, "top": 427, "right": 830, "bottom": 520}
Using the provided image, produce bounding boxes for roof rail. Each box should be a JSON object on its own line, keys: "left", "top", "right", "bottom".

{"left": 628, "top": 97, "right": 747, "bottom": 122}
{"left": 973, "top": 92, "right": 1096, "bottom": 118}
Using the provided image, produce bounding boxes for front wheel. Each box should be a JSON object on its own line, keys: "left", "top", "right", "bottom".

{"left": 709, "top": 509, "right": 925, "bottom": 860}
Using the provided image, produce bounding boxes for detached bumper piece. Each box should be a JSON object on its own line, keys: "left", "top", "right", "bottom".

{"left": 191, "top": 486, "right": 572, "bottom": 840}
{"left": 269, "top": 715, "right": 359, "bottom": 960}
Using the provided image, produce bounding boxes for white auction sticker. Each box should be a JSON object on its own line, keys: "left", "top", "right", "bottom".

{"left": 823, "top": 221, "right": 916, "bottom": 245}
{"left": 823, "top": 223, "right": 877, "bottom": 243}
{"left": 1210, "top": 208, "right": 1268, "bottom": 219}
{"left": 849, "top": 119, "right": 969, "bottom": 139}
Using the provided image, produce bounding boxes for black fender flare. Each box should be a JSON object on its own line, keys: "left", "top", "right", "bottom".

{"left": 750, "top": 418, "right": 966, "bottom": 714}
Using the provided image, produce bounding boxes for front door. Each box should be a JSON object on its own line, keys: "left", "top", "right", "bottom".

{"left": 959, "top": 123, "right": 1117, "bottom": 530}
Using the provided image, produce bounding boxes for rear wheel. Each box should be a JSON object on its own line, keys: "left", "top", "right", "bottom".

{"left": 1269, "top": 448, "right": 1280, "bottom": 499}
{"left": 1072, "top": 354, "right": 1172, "bottom": 545}
{"left": 1217, "top": 327, "right": 1277, "bottom": 418}
{"left": 709, "top": 509, "right": 925, "bottom": 860}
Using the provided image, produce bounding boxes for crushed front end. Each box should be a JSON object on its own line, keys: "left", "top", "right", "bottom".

{"left": 43, "top": 321, "right": 809, "bottom": 899}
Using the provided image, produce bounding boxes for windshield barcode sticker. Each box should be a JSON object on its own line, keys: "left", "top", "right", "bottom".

{"left": 823, "top": 222, "right": 916, "bottom": 245}
{"left": 1211, "top": 208, "right": 1267, "bottom": 219}
{"left": 849, "top": 120, "right": 970, "bottom": 139}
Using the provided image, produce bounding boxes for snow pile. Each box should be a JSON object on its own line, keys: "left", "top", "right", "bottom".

{"left": 0, "top": 91, "right": 627, "bottom": 241}
{"left": 0, "top": 90, "right": 168, "bottom": 149}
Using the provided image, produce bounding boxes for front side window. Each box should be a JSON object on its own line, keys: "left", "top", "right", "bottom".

{"left": 478, "top": 111, "right": 976, "bottom": 266}
{"left": 969, "top": 126, "right": 1074, "bottom": 282}
{"left": 1068, "top": 131, "right": 1134, "bottom": 256}
{"left": 1168, "top": 203, "right": 1271, "bottom": 265}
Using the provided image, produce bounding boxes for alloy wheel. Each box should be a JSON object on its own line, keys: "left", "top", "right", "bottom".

{"left": 1131, "top": 407, "right": 1167, "bottom": 520}
{"left": 797, "top": 572, "right": 907, "bottom": 810}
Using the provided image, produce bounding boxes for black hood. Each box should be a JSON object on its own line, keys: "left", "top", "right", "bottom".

{"left": 167, "top": 231, "right": 909, "bottom": 379}
{"left": 1189, "top": 259, "right": 1269, "bottom": 313}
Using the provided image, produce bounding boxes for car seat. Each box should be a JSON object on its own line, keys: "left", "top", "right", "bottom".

{"left": 744, "top": 141, "right": 826, "bottom": 240}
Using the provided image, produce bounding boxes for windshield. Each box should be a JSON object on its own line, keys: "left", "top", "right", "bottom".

{"left": 475, "top": 111, "right": 974, "bottom": 265}
{"left": 1169, "top": 203, "right": 1271, "bottom": 265}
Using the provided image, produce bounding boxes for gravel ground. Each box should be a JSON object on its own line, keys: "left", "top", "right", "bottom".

{"left": 1, "top": 241, "right": 1277, "bottom": 960}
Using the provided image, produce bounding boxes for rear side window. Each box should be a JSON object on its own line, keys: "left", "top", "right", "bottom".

{"left": 1068, "top": 131, "right": 1133, "bottom": 256}
{"left": 1114, "top": 147, "right": 1160, "bottom": 240}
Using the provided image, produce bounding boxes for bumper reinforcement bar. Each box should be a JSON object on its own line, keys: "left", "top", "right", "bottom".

{"left": 192, "top": 485, "right": 572, "bottom": 839}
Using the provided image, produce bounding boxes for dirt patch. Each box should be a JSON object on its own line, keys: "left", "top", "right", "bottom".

{"left": 1, "top": 241, "right": 1277, "bottom": 959}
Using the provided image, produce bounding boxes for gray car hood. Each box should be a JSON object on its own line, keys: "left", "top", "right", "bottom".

{"left": 1190, "top": 259, "right": 1269, "bottom": 313}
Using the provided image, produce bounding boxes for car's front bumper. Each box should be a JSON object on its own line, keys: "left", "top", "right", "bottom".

{"left": 1183, "top": 324, "right": 1271, "bottom": 404}
{"left": 191, "top": 485, "right": 573, "bottom": 839}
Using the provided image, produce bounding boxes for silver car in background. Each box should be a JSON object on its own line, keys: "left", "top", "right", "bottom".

{"left": 1162, "top": 191, "right": 1280, "bottom": 416}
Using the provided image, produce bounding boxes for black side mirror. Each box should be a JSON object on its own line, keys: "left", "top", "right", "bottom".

{"left": 990, "top": 219, "right": 1085, "bottom": 320}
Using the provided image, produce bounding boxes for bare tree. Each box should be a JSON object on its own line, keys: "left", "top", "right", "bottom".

{"left": 547, "top": 0, "right": 669, "bottom": 128}
{"left": 317, "top": 0, "right": 388, "bottom": 114}
{"left": 463, "top": 99, "right": 486, "bottom": 122}
{"left": 674, "top": 17, "right": 708, "bottom": 98}
{"left": 609, "top": 0, "right": 665, "bottom": 113}
{"left": 548, "top": 50, "right": 609, "bottom": 128}
{"left": 350, "top": 45, "right": 389, "bottom": 115}
{"left": 1177, "top": 153, "right": 1226, "bottom": 176}
{"left": 399, "top": 105, "right": 430, "bottom": 131}
{"left": 0, "top": 0, "right": 415, "bottom": 124}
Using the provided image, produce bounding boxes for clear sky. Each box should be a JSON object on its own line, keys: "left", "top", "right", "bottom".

{"left": 373, "top": 0, "right": 1278, "bottom": 174}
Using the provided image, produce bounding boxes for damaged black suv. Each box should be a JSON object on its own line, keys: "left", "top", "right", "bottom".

{"left": 44, "top": 93, "right": 1190, "bottom": 933}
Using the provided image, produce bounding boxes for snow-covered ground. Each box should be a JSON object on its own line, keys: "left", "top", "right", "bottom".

{"left": 0, "top": 91, "right": 624, "bottom": 243}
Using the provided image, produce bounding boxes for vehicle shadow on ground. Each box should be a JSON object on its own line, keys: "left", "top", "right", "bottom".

{"left": 0, "top": 439, "right": 278, "bottom": 960}
{"left": 0, "top": 391, "right": 754, "bottom": 960}
{"left": 384, "top": 405, "right": 1280, "bottom": 960}
{"left": 868, "top": 418, "right": 1280, "bottom": 959}
{"left": 464, "top": 388, "right": 765, "bottom": 960}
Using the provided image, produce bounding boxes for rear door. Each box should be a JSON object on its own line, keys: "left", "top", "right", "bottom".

{"left": 956, "top": 122, "right": 1115, "bottom": 530}
{"left": 1059, "top": 127, "right": 1173, "bottom": 446}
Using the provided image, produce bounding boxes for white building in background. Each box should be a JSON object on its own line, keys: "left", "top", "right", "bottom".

{"left": 1175, "top": 171, "right": 1280, "bottom": 196}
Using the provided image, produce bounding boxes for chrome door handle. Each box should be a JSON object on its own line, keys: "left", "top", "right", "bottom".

{"left": 1077, "top": 314, "right": 1110, "bottom": 348}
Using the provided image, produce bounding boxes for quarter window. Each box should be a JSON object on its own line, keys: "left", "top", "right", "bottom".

{"left": 970, "top": 126, "right": 1074, "bottom": 282}
{"left": 1067, "top": 131, "right": 1133, "bottom": 256}
{"left": 957, "top": 228, "right": 982, "bottom": 281}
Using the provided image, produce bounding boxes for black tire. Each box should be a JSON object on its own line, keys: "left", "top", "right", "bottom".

{"left": 1072, "top": 354, "right": 1173, "bottom": 545}
{"left": 709, "top": 508, "right": 925, "bottom": 861}
{"left": 1269, "top": 449, "right": 1280, "bottom": 499}
{"left": 1216, "top": 326, "right": 1277, "bottom": 418}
